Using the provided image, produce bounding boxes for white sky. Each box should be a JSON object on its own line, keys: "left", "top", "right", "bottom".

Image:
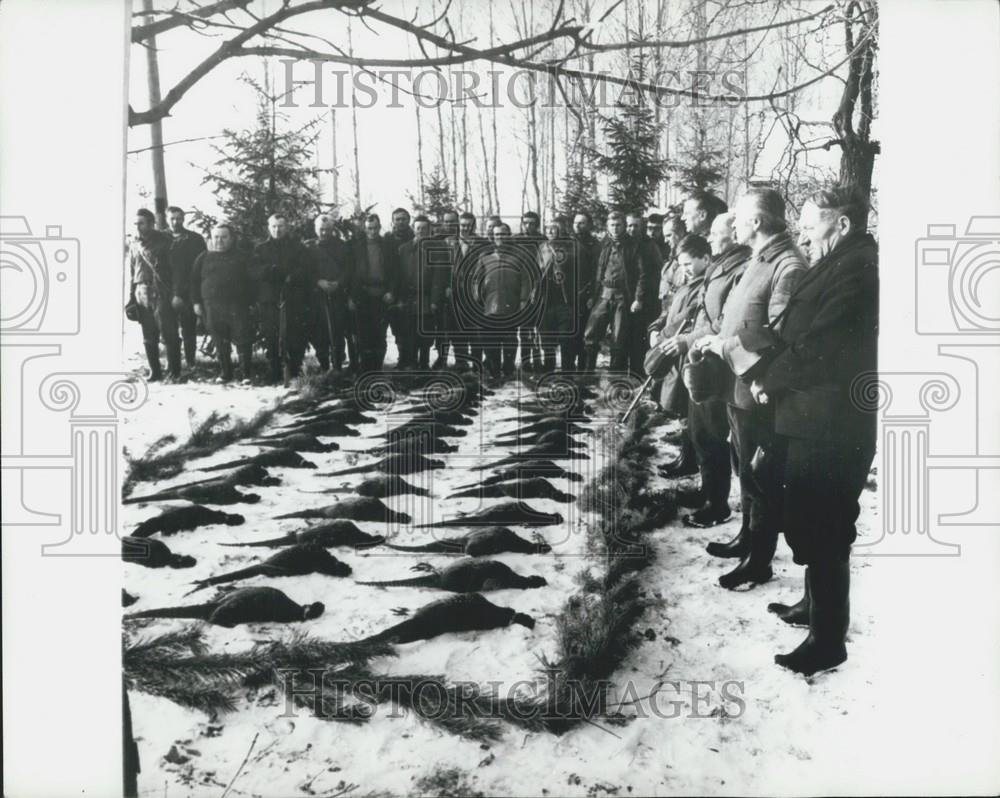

{"left": 127, "top": 0, "right": 847, "bottom": 228}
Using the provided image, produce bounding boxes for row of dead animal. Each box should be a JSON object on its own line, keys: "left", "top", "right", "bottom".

{"left": 124, "top": 373, "right": 598, "bottom": 645}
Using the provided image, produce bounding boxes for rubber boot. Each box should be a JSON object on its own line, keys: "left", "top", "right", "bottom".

{"left": 183, "top": 334, "right": 197, "bottom": 368}
{"left": 768, "top": 568, "right": 811, "bottom": 626}
{"left": 658, "top": 432, "right": 698, "bottom": 478}
{"left": 718, "top": 522, "right": 776, "bottom": 589}
{"left": 775, "top": 559, "right": 849, "bottom": 675}
{"left": 218, "top": 346, "right": 234, "bottom": 383}
{"left": 238, "top": 346, "right": 253, "bottom": 383}
{"left": 144, "top": 342, "right": 163, "bottom": 382}
{"left": 707, "top": 495, "right": 751, "bottom": 557}
{"left": 165, "top": 341, "right": 183, "bottom": 381}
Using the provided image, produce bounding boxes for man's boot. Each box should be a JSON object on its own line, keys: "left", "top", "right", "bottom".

{"left": 718, "top": 523, "right": 776, "bottom": 589}
{"left": 183, "top": 333, "right": 197, "bottom": 368}
{"left": 706, "top": 496, "right": 751, "bottom": 557}
{"left": 144, "top": 342, "right": 163, "bottom": 382}
{"left": 217, "top": 348, "right": 234, "bottom": 383}
{"left": 775, "top": 559, "right": 849, "bottom": 675}
{"left": 238, "top": 346, "right": 253, "bottom": 383}
{"left": 768, "top": 567, "right": 811, "bottom": 626}
{"left": 166, "top": 342, "right": 183, "bottom": 382}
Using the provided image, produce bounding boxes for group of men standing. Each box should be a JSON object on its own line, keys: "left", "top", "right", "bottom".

{"left": 644, "top": 184, "right": 878, "bottom": 677}
{"left": 127, "top": 182, "right": 878, "bottom": 676}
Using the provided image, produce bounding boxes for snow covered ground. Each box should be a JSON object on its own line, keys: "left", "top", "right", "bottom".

{"left": 122, "top": 332, "right": 1000, "bottom": 797}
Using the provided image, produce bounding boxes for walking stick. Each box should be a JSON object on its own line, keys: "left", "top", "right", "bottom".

{"left": 619, "top": 375, "right": 654, "bottom": 425}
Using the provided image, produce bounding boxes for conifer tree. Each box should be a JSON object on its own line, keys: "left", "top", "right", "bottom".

{"left": 409, "top": 168, "right": 458, "bottom": 219}
{"left": 588, "top": 53, "right": 668, "bottom": 214}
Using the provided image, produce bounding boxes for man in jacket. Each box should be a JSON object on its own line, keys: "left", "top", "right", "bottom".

{"left": 647, "top": 234, "right": 711, "bottom": 423}
{"left": 307, "top": 214, "right": 355, "bottom": 373}
{"left": 572, "top": 211, "right": 601, "bottom": 367}
{"left": 583, "top": 211, "right": 657, "bottom": 375}
{"left": 514, "top": 211, "right": 546, "bottom": 371}
{"left": 384, "top": 207, "right": 414, "bottom": 248}
{"left": 450, "top": 212, "right": 491, "bottom": 370}
{"left": 350, "top": 214, "right": 399, "bottom": 372}
{"left": 676, "top": 213, "right": 752, "bottom": 530}
{"left": 627, "top": 210, "right": 665, "bottom": 374}
{"left": 252, "top": 213, "right": 314, "bottom": 385}
{"left": 395, "top": 215, "right": 437, "bottom": 369}
{"left": 474, "top": 222, "right": 532, "bottom": 379}
{"left": 537, "top": 216, "right": 581, "bottom": 371}
{"left": 697, "top": 188, "right": 807, "bottom": 590}
{"left": 752, "top": 186, "right": 878, "bottom": 676}
{"left": 166, "top": 206, "right": 207, "bottom": 369}
{"left": 429, "top": 209, "right": 461, "bottom": 368}
{"left": 127, "top": 208, "right": 180, "bottom": 382}
{"left": 191, "top": 223, "right": 252, "bottom": 383}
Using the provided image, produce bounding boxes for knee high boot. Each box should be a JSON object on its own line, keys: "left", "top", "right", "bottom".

{"left": 238, "top": 345, "right": 253, "bottom": 382}
{"left": 775, "top": 558, "right": 849, "bottom": 675}
{"left": 718, "top": 519, "right": 776, "bottom": 590}
{"left": 706, "top": 495, "right": 752, "bottom": 559}
{"left": 166, "top": 340, "right": 183, "bottom": 380}
{"left": 144, "top": 342, "right": 163, "bottom": 382}
{"left": 217, "top": 344, "right": 234, "bottom": 382}
{"left": 768, "top": 567, "right": 811, "bottom": 626}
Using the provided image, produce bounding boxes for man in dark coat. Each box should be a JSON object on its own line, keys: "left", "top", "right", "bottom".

{"left": 127, "top": 209, "right": 180, "bottom": 382}
{"left": 191, "top": 224, "right": 252, "bottom": 383}
{"left": 444, "top": 212, "right": 491, "bottom": 370}
{"left": 583, "top": 211, "right": 658, "bottom": 375}
{"left": 677, "top": 213, "right": 752, "bottom": 530}
{"left": 166, "top": 206, "right": 207, "bottom": 369}
{"left": 251, "top": 214, "right": 314, "bottom": 384}
{"left": 571, "top": 211, "right": 601, "bottom": 368}
{"left": 646, "top": 234, "right": 711, "bottom": 424}
{"left": 429, "top": 209, "right": 461, "bottom": 368}
{"left": 537, "top": 216, "right": 581, "bottom": 371}
{"left": 473, "top": 222, "right": 532, "bottom": 379}
{"left": 384, "top": 207, "right": 414, "bottom": 248}
{"left": 627, "top": 211, "right": 665, "bottom": 376}
{"left": 751, "top": 186, "right": 878, "bottom": 676}
{"left": 307, "top": 214, "right": 355, "bottom": 373}
{"left": 395, "top": 215, "right": 437, "bottom": 369}
{"left": 350, "top": 214, "right": 399, "bottom": 372}
{"left": 513, "top": 211, "right": 546, "bottom": 371}
{"left": 697, "top": 188, "right": 806, "bottom": 591}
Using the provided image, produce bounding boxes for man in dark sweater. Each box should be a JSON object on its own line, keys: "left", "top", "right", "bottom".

{"left": 191, "top": 224, "right": 252, "bottom": 383}
{"left": 307, "top": 214, "right": 355, "bottom": 372}
{"left": 350, "top": 214, "right": 399, "bottom": 372}
{"left": 513, "top": 211, "right": 546, "bottom": 371}
{"left": 166, "top": 206, "right": 207, "bottom": 369}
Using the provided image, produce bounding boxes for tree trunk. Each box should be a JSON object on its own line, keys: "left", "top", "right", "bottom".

{"left": 141, "top": 0, "right": 168, "bottom": 229}
{"left": 347, "top": 19, "right": 362, "bottom": 211}
{"left": 331, "top": 108, "right": 339, "bottom": 208}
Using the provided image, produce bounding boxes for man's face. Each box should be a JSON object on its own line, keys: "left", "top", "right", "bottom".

{"left": 167, "top": 212, "right": 185, "bottom": 234}
{"left": 364, "top": 219, "right": 381, "bottom": 240}
{"left": 708, "top": 216, "right": 735, "bottom": 256}
{"left": 459, "top": 217, "right": 475, "bottom": 238}
{"left": 682, "top": 199, "right": 707, "bottom": 235}
{"left": 607, "top": 217, "right": 625, "bottom": 240}
{"left": 211, "top": 226, "right": 233, "bottom": 252}
{"left": 679, "top": 251, "right": 710, "bottom": 281}
{"left": 268, "top": 216, "right": 288, "bottom": 240}
{"left": 646, "top": 221, "right": 663, "bottom": 241}
{"left": 798, "top": 201, "right": 844, "bottom": 264}
{"left": 392, "top": 211, "right": 410, "bottom": 234}
{"left": 441, "top": 212, "right": 459, "bottom": 234}
{"left": 134, "top": 215, "right": 153, "bottom": 238}
{"left": 414, "top": 220, "right": 431, "bottom": 240}
{"left": 573, "top": 214, "right": 591, "bottom": 237}
{"left": 733, "top": 197, "right": 757, "bottom": 246}
{"left": 315, "top": 218, "right": 335, "bottom": 240}
{"left": 521, "top": 216, "right": 539, "bottom": 236}
{"left": 492, "top": 225, "right": 511, "bottom": 246}
{"left": 545, "top": 223, "right": 561, "bottom": 242}
{"left": 626, "top": 216, "right": 644, "bottom": 238}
